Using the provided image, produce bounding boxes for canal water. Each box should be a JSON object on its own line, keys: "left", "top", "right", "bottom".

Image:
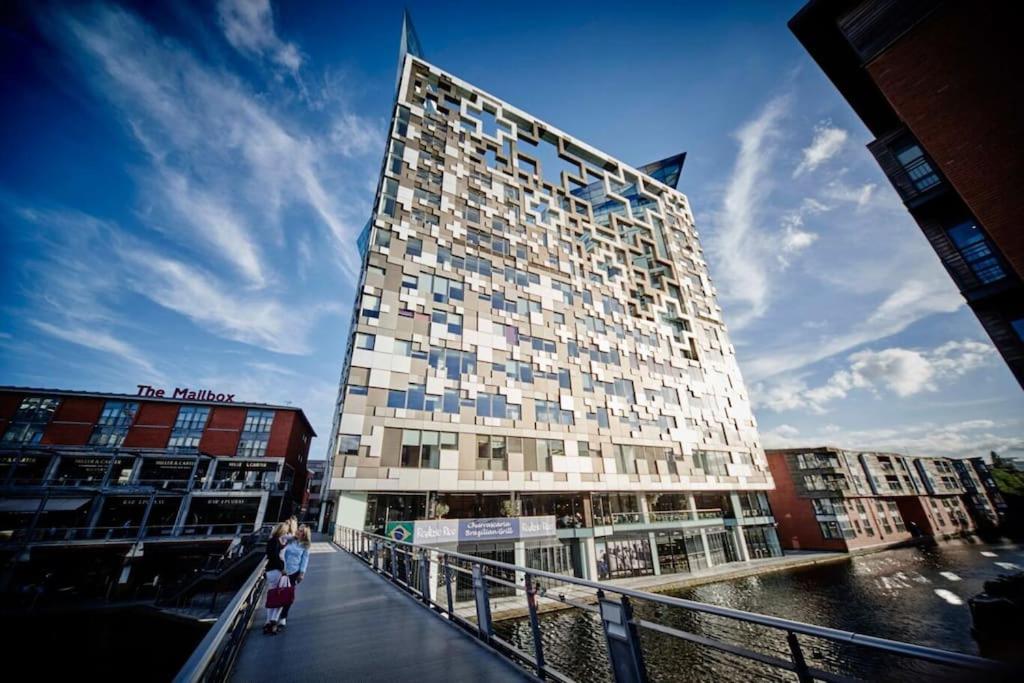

{"left": 495, "top": 540, "right": 1024, "bottom": 681}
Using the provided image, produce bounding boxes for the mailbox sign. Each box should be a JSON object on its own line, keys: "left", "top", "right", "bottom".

{"left": 136, "top": 384, "right": 236, "bottom": 402}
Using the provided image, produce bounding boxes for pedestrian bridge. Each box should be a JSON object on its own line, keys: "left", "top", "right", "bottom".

{"left": 228, "top": 544, "right": 526, "bottom": 681}
{"left": 174, "top": 529, "right": 1005, "bottom": 682}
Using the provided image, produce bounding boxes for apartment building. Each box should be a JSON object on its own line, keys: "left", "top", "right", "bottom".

{"left": 790, "top": 0, "right": 1024, "bottom": 387}
{"left": 325, "top": 17, "right": 780, "bottom": 581}
{"left": 766, "top": 448, "right": 913, "bottom": 552}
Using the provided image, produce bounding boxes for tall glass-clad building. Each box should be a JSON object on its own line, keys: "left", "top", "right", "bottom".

{"left": 327, "top": 17, "right": 780, "bottom": 580}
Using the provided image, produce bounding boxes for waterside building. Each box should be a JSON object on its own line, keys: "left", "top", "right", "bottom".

{"left": 766, "top": 447, "right": 978, "bottom": 552}
{"left": 325, "top": 19, "right": 780, "bottom": 582}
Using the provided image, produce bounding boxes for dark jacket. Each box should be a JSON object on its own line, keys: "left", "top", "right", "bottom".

{"left": 266, "top": 536, "right": 285, "bottom": 572}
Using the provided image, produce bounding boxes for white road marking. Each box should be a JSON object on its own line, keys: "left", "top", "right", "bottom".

{"left": 994, "top": 561, "right": 1020, "bottom": 571}
{"left": 980, "top": 551, "right": 997, "bottom": 557}
{"left": 934, "top": 589, "right": 963, "bottom": 606}
{"left": 939, "top": 572, "right": 960, "bottom": 582}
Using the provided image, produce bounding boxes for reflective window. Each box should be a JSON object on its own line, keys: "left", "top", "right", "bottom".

{"left": 475, "top": 435, "right": 507, "bottom": 470}
{"left": 338, "top": 434, "right": 360, "bottom": 456}
{"left": 894, "top": 143, "right": 940, "bottom": 192}
{"left": 1, "top": 396, "right": 60, "bottom": 445}
{"left": 947, "top": 221, "right": 1006, "bottom": 284}
{"left": 89, "top": 401, "right": 139, "bottom": 447}
{"left": 169, "top": 406, "right": 210, "bottom": 450}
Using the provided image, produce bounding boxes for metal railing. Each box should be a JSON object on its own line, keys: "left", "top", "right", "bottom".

{"left": 2, "top": 523, "right": 252, "bottom": 544}
{"left": 334, "top": 526, "right": 1004, "bottom": 683}
{"left": 648, "top": 508, "right": 724, "bottom": 523}
{"left": 173, "top": 557, "right": 268, "bottom": 683}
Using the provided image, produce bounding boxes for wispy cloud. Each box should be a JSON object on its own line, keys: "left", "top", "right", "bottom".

{"left": 793, "top": 121, "right": 848, "bottom": 177}
{"left": 745, "top": 276, "right": 963, "bottom": 381}
{"left": 30, "top": 319, "right": 163, "bottom": 379}
{"left": 117, "top": 245, "right": 342, "bottom": 354}
{"left": 821, "top": 179, "right": 877, "bottom": 210}
{"left": 216, "top": 0, "right": 301, "bottom": 73}
{"left": 708, "top": 95, "right": 790, "bottom": 329}
{"left": 49, "top": 2, "right": 368, "bottom": 283}
{"left": 330, "top": 112, "right": 383, "bottom": 158}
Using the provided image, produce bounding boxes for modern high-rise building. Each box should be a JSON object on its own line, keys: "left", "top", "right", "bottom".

{"left": 326, "top": 16, "right": 779, "bottom": 581}
{"left": 789, "top": 1, "right": 1024, "bottom": 388}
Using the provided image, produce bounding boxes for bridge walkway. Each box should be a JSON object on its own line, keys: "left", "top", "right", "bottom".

{"left": 230, "top": 543, "right": 530, "bottom": 682}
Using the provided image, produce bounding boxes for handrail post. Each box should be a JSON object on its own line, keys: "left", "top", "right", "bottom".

{"left": 402, "top": 545, "right": 413, "bottom": 587}
{"left": 419, "top": 549, "right": 431, "bottom": 604}
{"left": 787, "top": 631, "right": 813, "bottom": 683}
{"left": 599, "top": 591, "right": 648, "bottom": 683}
{"left": 372, "top": 539, "right": 380, "bottom": 572}
{"left": 472, "top": 562, "right": 493, "bottom": 642}
{"left": 525, "top": 573, "right": 546, "bottom": 677}
{"left": 443, "top": 554, "right": 454, "bottom": 616}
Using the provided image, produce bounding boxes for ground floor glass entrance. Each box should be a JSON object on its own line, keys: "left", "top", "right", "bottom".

{"left": 655, "top": 529, "right": 708, "bottom": 575}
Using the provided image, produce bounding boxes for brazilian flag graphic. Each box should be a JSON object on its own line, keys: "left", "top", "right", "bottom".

{"left": 385, "top": 521, "right": 415, "bottom": 543}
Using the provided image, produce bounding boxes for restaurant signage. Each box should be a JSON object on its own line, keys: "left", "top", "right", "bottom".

{"left": 402, "top": 516, "right": 557, "bottom": 545}
{"left": 136, "top": 384, "right": 236, "bottom": 402}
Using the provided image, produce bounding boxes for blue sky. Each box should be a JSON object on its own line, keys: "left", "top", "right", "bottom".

{"left": 1, "top": 0, "right": 1021, "bottom": 461}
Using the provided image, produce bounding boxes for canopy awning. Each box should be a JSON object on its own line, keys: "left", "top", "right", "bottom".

{"left": 44, "top": 498, "right": 92, "bottom": 511}
{"left": 0, "top": 499, "right": 43, "bottom": 513}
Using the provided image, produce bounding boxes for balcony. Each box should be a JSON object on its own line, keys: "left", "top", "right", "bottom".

{"left": 867, "top": 136, "right": 944, "bottom": 207}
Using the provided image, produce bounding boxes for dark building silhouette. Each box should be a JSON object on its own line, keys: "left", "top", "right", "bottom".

{"left": 790, "top": 0, "right": 1024, "bottom": 388}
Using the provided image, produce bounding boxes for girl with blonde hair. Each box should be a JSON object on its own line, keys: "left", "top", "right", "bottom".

{"left": 277, "top": 524, "right": 312, "bottom": 630}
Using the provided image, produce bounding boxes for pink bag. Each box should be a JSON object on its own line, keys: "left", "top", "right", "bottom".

{"left": 266, "top": 574, "right": 294, "bottom": 608}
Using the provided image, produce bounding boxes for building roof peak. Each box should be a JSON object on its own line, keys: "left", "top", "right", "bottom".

{"left": 397, "top": 9, "right": 424, "bottom": 86}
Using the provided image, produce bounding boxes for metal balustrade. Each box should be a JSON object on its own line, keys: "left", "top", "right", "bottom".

{"left": 648, "top": 508, "right": 724, "bottom": 523}
{"left": 2, "top": 523, "right": 252, "bottom": 545}
{"left": 334, "top": 526, "right": 1004, "bottom": 683}
{"left": 173, "top": 558, "right": 268, "bottom": 683}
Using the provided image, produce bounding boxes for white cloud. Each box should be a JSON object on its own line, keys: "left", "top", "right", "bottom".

{"left": 52, "top": 3, "right": 367, "bottom": 283}
{"left": 762, "top": 418, "right": 1024, "bottom": 460}
{"left": 793, "top": 122, "right": 848, "bottom": 177}
{"left": 708, "top": 96, "right": 789, "bottom": 329}
{"left": 117, "top": 246, "right": 342, "bottom": 355}
{"left": 753, "top": 338, "right": 996, "bottom": 414}
{"left": 30, "top": 320, "right": 162, "bottom": 379}
{"left": 745, "top": 277, "right": 963, "bottom": 381}
{"left": 772, "top": 424, "right": 800, "bottom": 438}
{"left": 12, "top": 205, "right": 342, "bottom": 358}
{"left": 822, "top": 179, "right": 877, "bottom": 210}
{"left": 330, "top": 113, "right": 383, "bottom": 158}
{"left": 216, "top": 0, "right": 301, "bottom": 73}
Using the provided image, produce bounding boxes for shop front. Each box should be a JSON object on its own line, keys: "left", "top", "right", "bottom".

{"left": 596, "top": 535, "right": 654, "bottom": 580}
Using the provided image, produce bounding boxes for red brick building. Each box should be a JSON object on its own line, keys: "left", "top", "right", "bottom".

{"left": 790, "top": 0, "right": 1024, "bottom": 388}
{"left": 0, "top": 386, "right": 315, "bottom": 521}
{"left": 766, "top": 447, "right": 976, "bottom": 553}
{"left": 766, "top": 447, "right": 914, "bottom": 552}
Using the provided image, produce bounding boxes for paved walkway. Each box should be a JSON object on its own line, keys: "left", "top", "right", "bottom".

{"left": 231, "top": 543, "right": 529, "bottom": 682}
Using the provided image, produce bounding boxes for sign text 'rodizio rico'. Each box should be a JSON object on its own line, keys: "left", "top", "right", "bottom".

{"left": 136, "top": 384, "right": 236, "bottom": 402}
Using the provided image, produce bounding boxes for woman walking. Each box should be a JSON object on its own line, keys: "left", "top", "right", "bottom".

{"left": 277, "top": 524, "right": 311, "bottom": 630}
{"left": 263, "top": 521, "right": 291, "bottom": 635}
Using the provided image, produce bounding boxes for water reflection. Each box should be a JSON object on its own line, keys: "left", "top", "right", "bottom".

{"left": 495, "top": 541, "right": 1024, "bottom": 681}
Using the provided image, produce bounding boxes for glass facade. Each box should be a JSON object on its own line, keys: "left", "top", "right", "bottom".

{"left": 168, "top": 406, "right": 210, "bottom": 450}
{"left": 2, "top": 396, "right": 60, "bottom": 444}
{"left": 89, "top": 401, "right": 139, "bottom": 447}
